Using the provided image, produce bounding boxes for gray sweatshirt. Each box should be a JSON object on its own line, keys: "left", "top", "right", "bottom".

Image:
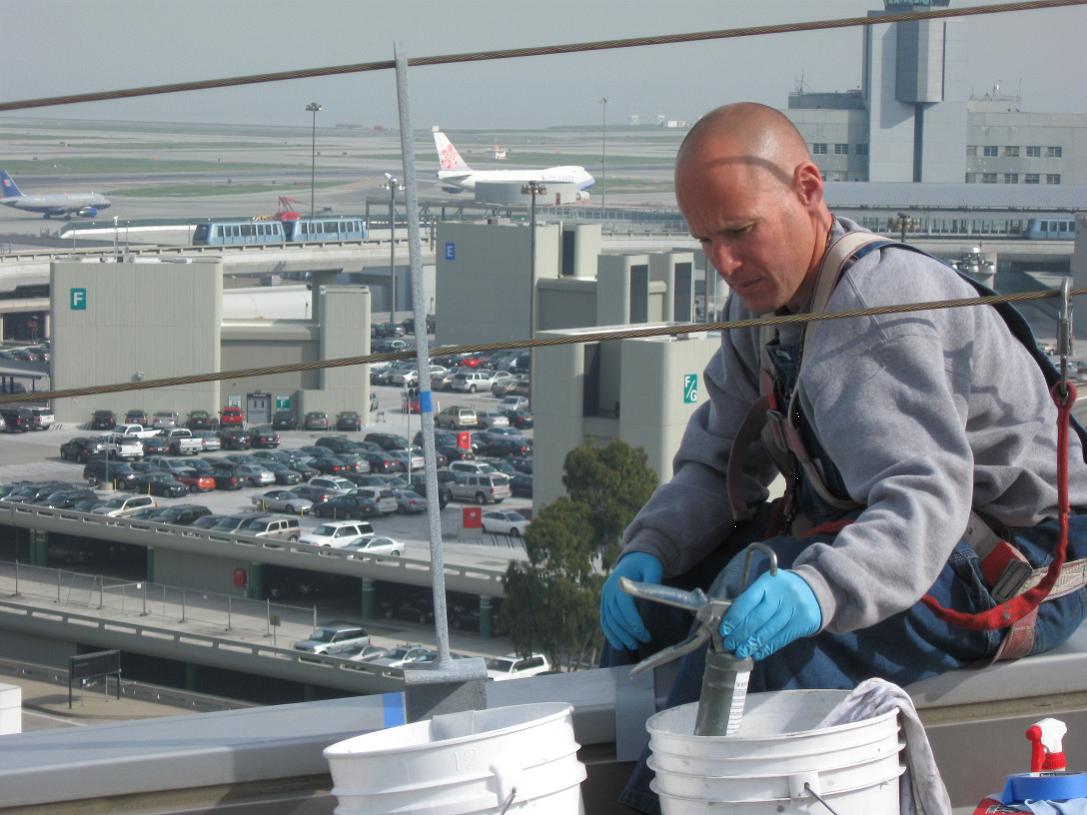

{"left": 622, "top": 218, "right": 1087, "bottom": 635}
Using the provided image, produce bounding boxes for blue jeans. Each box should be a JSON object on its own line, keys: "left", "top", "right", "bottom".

{"left": 604, "top": 512, "right": 1087, "bottom": 815}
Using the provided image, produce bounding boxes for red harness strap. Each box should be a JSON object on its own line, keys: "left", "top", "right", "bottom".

{"left": 920, "top": 381, "right": 1077, "bottom": 631}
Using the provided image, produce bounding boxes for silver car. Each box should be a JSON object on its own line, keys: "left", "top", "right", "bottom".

{"left": 250, "top": 489, "right": 313, "bottom": 514}
{"left": 235, "top": 463, "right": 276, "bottom": 486}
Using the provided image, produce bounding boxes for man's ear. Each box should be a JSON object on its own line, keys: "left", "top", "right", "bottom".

{"left": 793, "top": 161, "right": 825, "bottom": 209}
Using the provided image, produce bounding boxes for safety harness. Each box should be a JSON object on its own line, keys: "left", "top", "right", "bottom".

{"left": 725, "top": 231, "right": 1087, "bottom": 661}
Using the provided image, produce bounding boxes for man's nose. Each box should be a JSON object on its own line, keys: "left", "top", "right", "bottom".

{"left": 707, "top": 240, "right": 740, "bottom": 278}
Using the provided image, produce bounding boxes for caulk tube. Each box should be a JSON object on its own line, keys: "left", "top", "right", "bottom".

{"left": 695, "top": 650, "right": 755, "bottom": 736}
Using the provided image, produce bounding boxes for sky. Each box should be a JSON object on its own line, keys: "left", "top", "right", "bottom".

{"left": 2, "top": 0, "right": 1085, "bottom": 130}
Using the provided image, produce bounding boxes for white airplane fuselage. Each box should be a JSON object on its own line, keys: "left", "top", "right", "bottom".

{"left": 437, "top": 166, "right": 595, "bottom": 193}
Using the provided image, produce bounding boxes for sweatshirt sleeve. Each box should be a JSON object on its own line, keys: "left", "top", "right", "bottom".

{"left": 790, "top": 257, "right": 976, "bottom": 634}
{"left": 620, "top": 300, "right": 780, "bottom": 576}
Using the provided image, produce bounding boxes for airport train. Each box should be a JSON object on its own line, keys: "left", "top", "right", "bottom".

{"left": 192, "top": 216, "right": 366, "bottom": 247}
{"left": 1023, "top": 217, "right": 1077, "bottom": 240}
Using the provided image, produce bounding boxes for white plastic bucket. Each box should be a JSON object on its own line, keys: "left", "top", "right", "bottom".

{"left": 323, "top": 702, "right": 586, "bottom": 815}
{"left": 647, "top": 690, "right": 904, "bottom": 815}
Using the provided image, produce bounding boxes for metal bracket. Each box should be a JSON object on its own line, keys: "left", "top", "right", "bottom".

{"left": 1058, "top": 277, "right": 1074, "bottom": 399}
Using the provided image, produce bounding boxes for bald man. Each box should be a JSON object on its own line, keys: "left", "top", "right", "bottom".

{"left": 600, "top": 104, "right": 1087, "bottom": 812}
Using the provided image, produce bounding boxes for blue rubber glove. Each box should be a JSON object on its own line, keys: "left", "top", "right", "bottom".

{"left": 720, "top": 570, "right": 822, "bottom": 661}
{"left": 600, "top": 552, "right": 664, "bottom": 652}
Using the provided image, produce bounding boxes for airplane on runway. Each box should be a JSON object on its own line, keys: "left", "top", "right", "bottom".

{"left": 432, "top": 130, "right": 594, "bottom": 199}
{"left": 0, "top": 170, "right": 111, "bottom": 219}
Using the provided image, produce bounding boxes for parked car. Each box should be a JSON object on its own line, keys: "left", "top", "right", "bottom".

{"left": 481, "top": 509, "right": 530, "bottom": 536}
{"left": 370, "top": 644, "right": 437, "bottom": 669}
{"left": 309, "top": 455, "right": 349, "bottom": 475}
{"left": 217, "top": 427, "right": 251, "bottom": 450}
{"left": 478, "top": 436, "right": 533, "bottom": 459}
{"left": 484, "top": 653, "right": 552, "bottom": 681}
{"left": 237, "top": 514, "right": 301, "bottom": 541}
{"left": 208, "top": 466, "right": 243, "bottom": 491}
{"left": 315, "top": 436, "right": 363, "bottom": 455}
{"left": 498, "top": 396, "right": 530, "bottom": 413}
{"left": 61, "top": 436, "right": 108, "bottom": 463}
{"left": 103, "top": 433, "right": 146, "bottom": 460}
{"left": 292, "top": 484, "right": 338, "bottom": 505}
{"left": 246, "top": 425, "right": 280, "bottom": 448}
{"left": 219, "top": 406, "right": 245, "bottom": 428}
{"left": 344, "top": 535, "right": 404, "bottom": 558}
{"left": 335, "top": 411, "right": 362, "bottom": 431}
{"left": 272, "top": 410, "right": 298, "bottom": 431}
{"left": 166, "top": 428, "right": 203, "bottom": 456}
{"left": 436, "top": 406, "right": 478, "bottom": 429}
{"left": 509, "top": 474, "right": 533, "bottom": 498}
{"left": 299, "top": 520, "right": 375, "bottom": 548}
{"left": 363, "top": 432, "right": 409, "bottom": 451}
{"left": 151, "top": 411, "right": 179, "bottom": 430}
{"left": 143, "top": 504, "right": 213, "bottom": 526}
{"left": 449, "top": 472, "right": 511, "bottom": 505}
{"left": 307, "top": 475, "right": 356, "bottom": 495}
{"left": 232, "top": 463, "right": 276, "bottom": 487}
{"left": 449, "top": 460, "right": 499, "bottom": 476}
{"left": 90, "top": 409, "right": 116, "bottom": 430}
{"left": 293, "top": 622, "right": 370, "bottom": 655}
{"left": 304, "top": 411, "right": 330, "bottom": 431}
{"left": 394, "top": 490, "right": 427, "bottom": 514}
{"left": 191, "top": 430, "right": 221, "bottom": 452}
{"left": 352, "top": 486, "right": 399, "bottom": 515}
{"left": 27, "top": 405, "right": 54, "bottom": 430}
{"left": 311, "top": 494, "right": 381, "bottom": 520}
{"left": 83, "top": 458, "right": 138, "bottom": 488}
{"left": 475, "top": 411, "right": 510, "bottom": 429}
{"left": 251, "top": 489, "right": 313, "bottom": 514}
{"left": 171, "top": 468, "right": 216, "bottom": 493}
{"left": 130, "top": 473, "right": 188, "bottom": 498}
{"left": 505, "top": 410, "right": 534, "bottom": 430}
{"left": 451, "top": 370, "right": 497, "bottom": 393}
{"left": 124, "top": 409, "right": 149, "bottom": 425}
{"left": 265, "top": 463, "right": 303, "bottom": 486}
{"left": 328, "top": 643, "right": 388, "bottom": 663}
{"left": 92, "top": 493, "right": 157, "bottom": 517}
{"left": 186, "top": 410, "right": 218, "bottom": 431}
{"left": 141, "top": 435, "right": 170, "bottom": 456}
{"left": 360, "top": 451, "right": 401, "bottom": 474}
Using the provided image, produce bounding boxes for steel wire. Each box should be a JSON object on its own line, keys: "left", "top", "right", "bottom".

{"left": 2, "top": 286, "right": 1081, "bottom": 406}
{"left": 0, "top": 0, "right": 1082, "bottom": 111}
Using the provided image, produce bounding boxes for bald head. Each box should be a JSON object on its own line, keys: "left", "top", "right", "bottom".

{"left": 678, "top": 103, "right": 813, "bottom": 189}
{"left": 674, "top": 102, "right": 832, "bottom": 314}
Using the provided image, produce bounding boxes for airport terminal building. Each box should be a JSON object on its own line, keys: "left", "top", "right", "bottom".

{"left": 787, "top": 0, "right": 1086, "bottom": 186}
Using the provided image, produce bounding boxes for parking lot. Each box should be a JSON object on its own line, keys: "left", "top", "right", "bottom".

{"left": 0, "top": 381, "right": 535, "bottom": 559}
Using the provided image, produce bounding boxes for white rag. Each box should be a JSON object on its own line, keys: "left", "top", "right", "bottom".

{"left": 816, "top": 677, "right": 951, "bottom": 815}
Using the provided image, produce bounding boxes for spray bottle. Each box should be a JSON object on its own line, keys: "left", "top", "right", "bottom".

{"left": 992, "top": 717, "right": 1087, "bottom": 805}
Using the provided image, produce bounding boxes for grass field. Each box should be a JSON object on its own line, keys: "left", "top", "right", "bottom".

{"left": 1, "top": 158, "right": 294, "bottom": 175}
{"left": 107, "top": 181, "right": 344, "bottom": 198}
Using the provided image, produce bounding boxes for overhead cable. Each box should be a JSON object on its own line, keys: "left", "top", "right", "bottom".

{"left": 0, "top": 0, "right": 1083, "bottom": 112}
{"left": 2, "top": 287, "right": 1082, "bottom": 406}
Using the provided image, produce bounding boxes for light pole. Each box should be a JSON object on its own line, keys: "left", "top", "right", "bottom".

{"left": 382, "top": 173, "right": 403, "bottom": 332}
{"left": 305, "top": 102, "right": 323, "bottom": 218}
{"left": 599, "top": 97, "right": 609, "bottom": 211}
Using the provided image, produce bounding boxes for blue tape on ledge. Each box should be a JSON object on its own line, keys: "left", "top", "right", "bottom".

{"left": 419, "top": 391, "right": 433, "bottom": 413}
{"left": 382, "top": 692, "right": 406, "bottom": 728}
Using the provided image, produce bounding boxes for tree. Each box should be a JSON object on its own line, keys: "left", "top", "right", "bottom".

{"left": 501, "top": 439, "right": 659, "bottom": 670}
{"left": 562, "top": 438, "right": 658, "bottom": 567}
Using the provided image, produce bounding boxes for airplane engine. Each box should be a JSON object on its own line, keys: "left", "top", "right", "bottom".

{"left": 78, "top": 206, "right": 98, "bottom": 217}
{"left": 575, "top": 191, "right": 591, "bottom": 201}
{"left": 441, "top": 186, "right": 465, "bottom": 194}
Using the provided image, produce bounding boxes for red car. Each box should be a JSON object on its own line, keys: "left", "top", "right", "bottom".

{"left": 174, "top": 470, "right": 216, "bottom": 493}
{"left": 219, "top": 406, "right": 245, "bottom": 428}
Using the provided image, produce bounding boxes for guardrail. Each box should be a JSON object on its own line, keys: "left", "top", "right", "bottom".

{"left": 0, "top": 237, "right": 425, "bottom": 265}
{"left": 0, "top": 595, "right": 407, "bottom": 692}
{"left": 0, "top": 501, "right": 509, "bottom": 597}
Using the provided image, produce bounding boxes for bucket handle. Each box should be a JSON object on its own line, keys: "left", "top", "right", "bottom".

{"left": 491, "top": 759, "right": 522, "bottom": 812}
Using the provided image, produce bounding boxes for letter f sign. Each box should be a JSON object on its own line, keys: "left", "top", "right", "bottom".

{"left": 70, "top": 288, "right": 87, "bottom": 310}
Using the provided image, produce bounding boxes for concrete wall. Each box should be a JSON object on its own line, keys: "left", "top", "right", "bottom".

{"left": 435, "top": 221, "right": 560, "bottom": 346}
{"left": 534, "top": 326, "right": 720, "bottom": 511}
{"left": 155, "top": 548, "right": 251, "bottom": 597}
{"left": 219, "top": 323, "right": 322, "bottom": 412}
{"left": 51, "top": 258, "right": 223, "bottom": 423}
{"left": 537, "top": 278, "right": 597, "bottom": 333}
{"left": 303, "top": 285, "right": 371, "bottom": 417}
